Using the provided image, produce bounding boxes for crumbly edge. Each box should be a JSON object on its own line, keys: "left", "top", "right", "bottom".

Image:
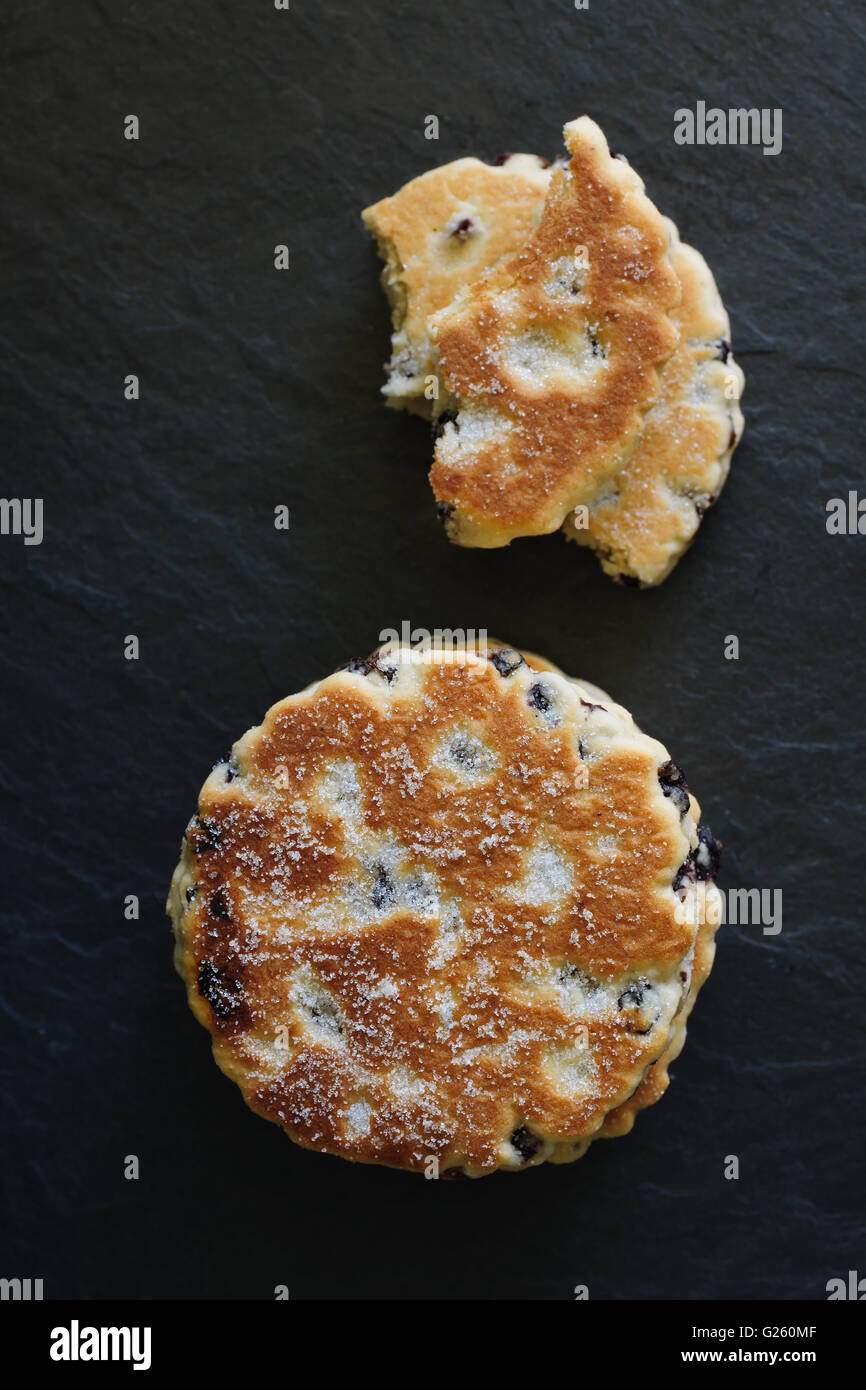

{"left": 562, "top": 222, "right": 745, "bottom": 585}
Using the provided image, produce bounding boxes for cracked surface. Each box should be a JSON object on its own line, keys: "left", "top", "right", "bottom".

{"left": 363, "top": 117, "right": 744, "bottom": 580}
{"left": 563, "top": 222, "right": 745, "bottom": 584}
{"left": 427, "top": 116, "right": 681, "bottom": 545}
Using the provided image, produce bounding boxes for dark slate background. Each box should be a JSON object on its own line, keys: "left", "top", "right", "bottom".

{"left": 2, "top": 0, "right": 864, "bottom": 1301}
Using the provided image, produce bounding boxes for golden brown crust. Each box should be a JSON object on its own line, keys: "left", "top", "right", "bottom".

{"left": 494, "top": 644, "right": 721, "bottom": 1149}
{"left": 428, "top": 117, "right": 681, "bottom": 545}
{"left": 169, "top": 645, "right": 721, "bottom": 1176}
{"left": 362, "top": 155, "right": 551, "bottom": 408}
{"left": 595, "top": 885, "right": 718, "bottom": 1140}
{"left": 563, "top": 227, "right": 745, "bottom": 584}
{"left": 364, "top": 128, "right": 745, "bottom": 580}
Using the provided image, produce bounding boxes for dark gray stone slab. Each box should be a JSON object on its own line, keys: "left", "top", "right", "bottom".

{"left": 1, "top": 0, "right": 863, "bottom": 1300}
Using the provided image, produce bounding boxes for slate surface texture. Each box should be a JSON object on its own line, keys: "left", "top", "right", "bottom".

{"left": 1, "top": 0, "right": 864, "bottom": 1299}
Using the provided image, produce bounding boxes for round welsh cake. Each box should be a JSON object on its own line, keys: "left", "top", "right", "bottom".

{"left": 168, "top": 643, "right": 722, "bottom": 1177}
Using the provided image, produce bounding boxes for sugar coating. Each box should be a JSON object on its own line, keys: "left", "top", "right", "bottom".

{"left": 363, "top": 118, "right": 744, "bottom": 581}
{"left": 362, "top": 154, "right": 551, "bottom": 412}
{"left": 168, "top": 644, "right": 722, "bottom": 1177}
{"left": 427, "top": 116, "right": 682, "bottom": 546}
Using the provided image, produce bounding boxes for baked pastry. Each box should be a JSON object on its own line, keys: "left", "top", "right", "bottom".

{"left": 362, "top": 153, "right": 551, "bottom": 414}
{"left": 561, "top": 220, "right": 744, "bottom": 584}
{"left": 168, "top": 641, "right": 722, "bottom": 1176}
{"left": 363, "top": 116, "right": 744, "bottom": 581}
{"left": 429, "top": 116, "right": 682, "bottom": 546}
